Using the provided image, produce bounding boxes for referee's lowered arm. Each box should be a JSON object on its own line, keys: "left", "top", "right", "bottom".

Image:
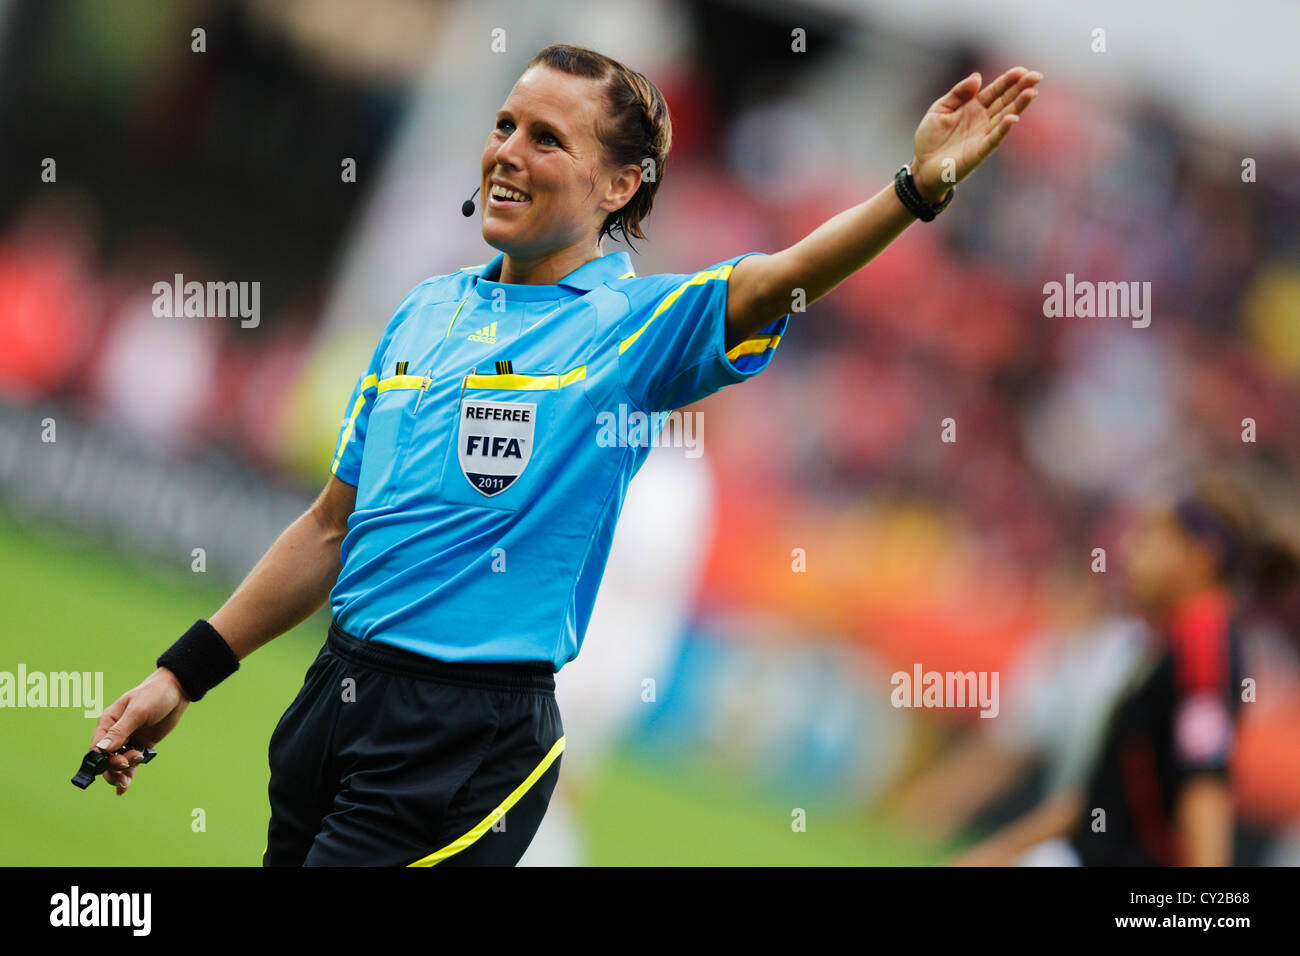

{"left": 83, "top": 475, "right": 357, "bottom": 796}
{"left": 208, "top": 474, "right": 357, "bottom": 659}
{"left": 724, "top": 66, "right": 1042, "bottom": 344}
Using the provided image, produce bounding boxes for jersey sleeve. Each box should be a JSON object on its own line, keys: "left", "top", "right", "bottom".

{"left": 328, "top": 366, "right": 379, "bottom": 487}
{"left": 327, "top": 284, "right": 424, "bottom": 485}
{"left": 1168, "top": 592, "right": 1240, "bottom": 781}
{"left": 616, "top": 252, "right": 789, "bottom": 412}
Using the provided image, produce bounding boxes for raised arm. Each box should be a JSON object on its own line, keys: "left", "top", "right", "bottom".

{"left": 725, "top": 67, "right": 1041, "bottom": 341}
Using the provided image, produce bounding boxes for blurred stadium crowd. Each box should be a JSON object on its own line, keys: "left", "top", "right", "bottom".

{"left": 1, "top": 0, "right": 1297, "bottom": 864}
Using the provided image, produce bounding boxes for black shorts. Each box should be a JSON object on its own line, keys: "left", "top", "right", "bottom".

{"left": 263, "top": 619, "right": 564, "bottom": 866}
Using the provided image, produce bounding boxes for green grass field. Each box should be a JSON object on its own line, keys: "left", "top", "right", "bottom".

{"left": 0, "top": 514, "right": 934, "bottom": 865}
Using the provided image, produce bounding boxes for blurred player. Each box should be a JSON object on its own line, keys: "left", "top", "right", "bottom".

{"left": 887, "top": 565, "right": 1147, "bottom": 847}
{"left": 955, "top": 494, "right": 1248, "bottom": 866}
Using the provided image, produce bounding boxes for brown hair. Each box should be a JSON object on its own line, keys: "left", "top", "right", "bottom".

{"left": 523, "top": 44, "right": 672, "bottom": 245}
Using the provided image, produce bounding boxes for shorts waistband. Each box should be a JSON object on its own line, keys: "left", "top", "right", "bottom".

{"left": 327, "top": 619, "right": 555, "bottom": 695}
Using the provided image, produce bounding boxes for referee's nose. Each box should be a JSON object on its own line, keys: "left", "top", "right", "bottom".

{"left": 488, "top": 128, "right": 526, "bottom": 181}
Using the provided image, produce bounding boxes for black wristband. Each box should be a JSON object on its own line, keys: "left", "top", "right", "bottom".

{"left": 894, "top": 163, "right": 954, "bottom": 222}
{"left": 157, "top": 619, "right": 239, "bottom": 702}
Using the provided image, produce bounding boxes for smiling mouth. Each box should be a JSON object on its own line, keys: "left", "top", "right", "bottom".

{"left": 488, "top": 183, "right": 532, "bottom": 206}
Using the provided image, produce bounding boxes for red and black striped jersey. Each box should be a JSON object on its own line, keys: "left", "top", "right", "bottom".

{"left": 1069, "top": 586, "right": 1243, "bottom": 866}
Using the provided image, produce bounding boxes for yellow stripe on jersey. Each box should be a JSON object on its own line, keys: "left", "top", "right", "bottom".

{"left": 725, "top": 333, "right": 782, "bottom": 362}
{"left": 407, "top": 735, "right": 566, "bottom": 867}
{"left": 443, "top": 296, "right": 469, "bottom": 339}
{"left": 377, "top": 374, "right": 427, "bottom": 392}
{"left": 618, "top": 264, "right": 734, "bottom": 356}
{"left": 334, "top": 265, "right": 774, "bottom": 476}
{"left": 462, "top": 366, "right": 586, "bottom": 390}
{"left": 330, "top": 373, "right": 379, "bottom": 475}
{"left": 558, "top": 366, "right": 587, "bottom": 388}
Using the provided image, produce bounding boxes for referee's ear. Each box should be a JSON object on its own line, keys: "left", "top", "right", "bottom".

{"left": 601, "top": 163, "right": 643, "bottom": 214}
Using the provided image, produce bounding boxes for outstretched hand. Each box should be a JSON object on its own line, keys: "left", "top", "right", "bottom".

{"left": 911, "top": 67, "right": 1042, "bottom": 203}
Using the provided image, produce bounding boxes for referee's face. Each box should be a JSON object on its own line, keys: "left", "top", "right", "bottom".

{"left": 481, "top": 66, "right": 638, "bottom": 261}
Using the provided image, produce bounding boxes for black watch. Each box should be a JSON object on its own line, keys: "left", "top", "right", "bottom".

{"left": 894, "top": 163, "right": 954, "bottom": 221}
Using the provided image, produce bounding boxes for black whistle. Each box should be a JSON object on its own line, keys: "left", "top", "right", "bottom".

{"left": 71, "top": 739, "right": 157, "bottom": 789}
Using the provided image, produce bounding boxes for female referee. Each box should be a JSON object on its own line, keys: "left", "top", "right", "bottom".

{"left": 86, "top": 44, "right": 1041, "bottom": 865}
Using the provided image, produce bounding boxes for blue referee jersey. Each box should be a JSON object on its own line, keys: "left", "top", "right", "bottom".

{"left": 327, "top": 249, "right": 787, "bottom": 669}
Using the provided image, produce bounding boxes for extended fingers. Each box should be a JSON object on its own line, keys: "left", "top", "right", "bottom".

{"left": 998, "top": 86, "right": 1040, "bottom": 126}
{"left": 934, "top": 72, "right": 982, "bottom": 112}
{"left": 989, "top": 71, "right": 1042, "bottom": 121}
{"left": 978, "top": 67, "right": 1028, "bottom": 108}
{"left": 979, "top": 112, "right": 1021, "bottom": 160}
{"left": 977, "top": 113, "right": 1019, "bottom": 157}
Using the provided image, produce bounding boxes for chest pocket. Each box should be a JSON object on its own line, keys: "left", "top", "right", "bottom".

{"left": 437, "top": 365, "right": 587, "bottom": 512}
{"left": 353, "top": 373, "right": 441, "bottom": 509}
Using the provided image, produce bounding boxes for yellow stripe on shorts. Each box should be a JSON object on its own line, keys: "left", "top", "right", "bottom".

{"left": 407, "top": 735, "right": 566, "bottom": 867}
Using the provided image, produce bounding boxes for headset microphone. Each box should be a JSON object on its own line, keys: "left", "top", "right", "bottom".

{"left": 462, "top": 186, "right": 480, "bottom": 217}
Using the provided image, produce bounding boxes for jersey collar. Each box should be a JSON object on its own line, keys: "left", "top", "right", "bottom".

{"left": 465, "top": 250, "right": 633, "bottom": 294}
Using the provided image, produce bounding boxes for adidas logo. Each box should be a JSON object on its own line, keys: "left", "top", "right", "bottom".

{"left": 467, "top": 322, "right": 498, "bottom": 343}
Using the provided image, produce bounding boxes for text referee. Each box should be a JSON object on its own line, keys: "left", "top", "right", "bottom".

{"left": 86, "top": 44, "right": 1041, "bottom": 865}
